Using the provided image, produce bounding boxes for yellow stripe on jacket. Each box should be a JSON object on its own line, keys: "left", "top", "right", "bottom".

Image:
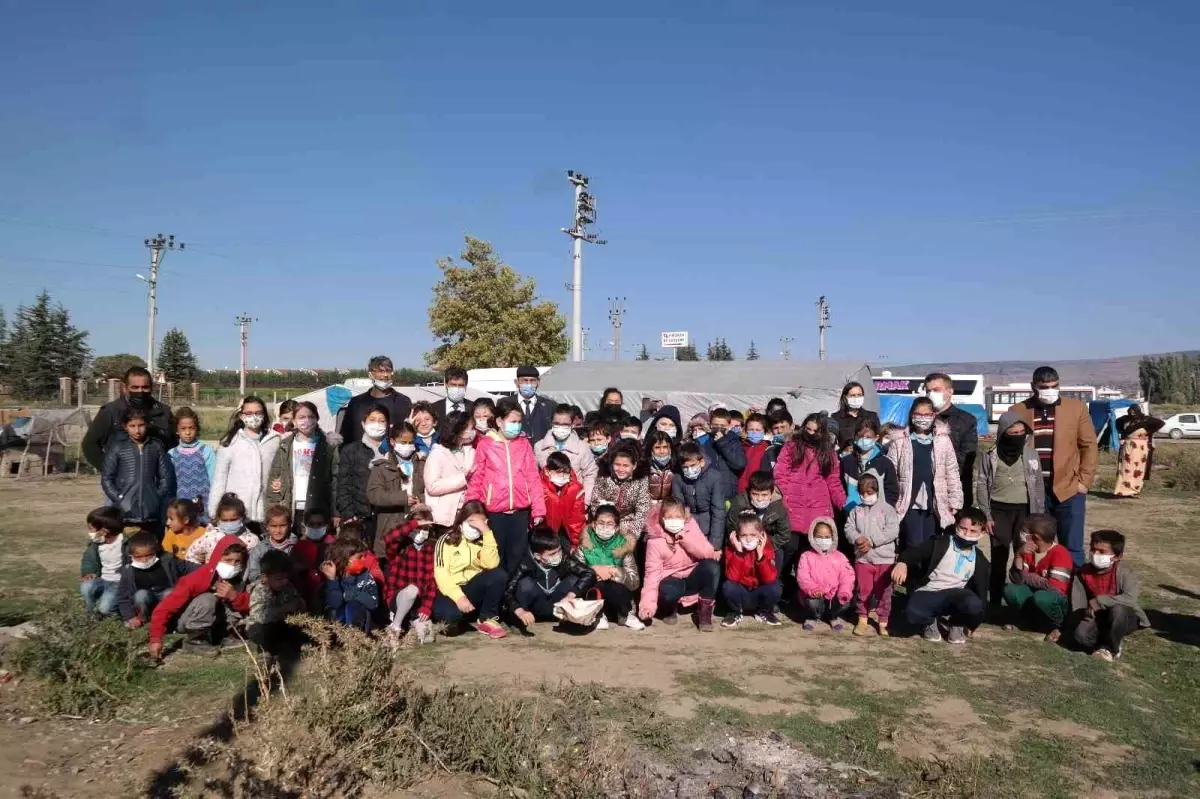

{"left": 433, "top": 530, "right": 500, "bottom": 602}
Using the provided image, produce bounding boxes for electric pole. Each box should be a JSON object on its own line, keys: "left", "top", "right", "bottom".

{"left": 581, "top": 328, "right": 591, "bottom": 362}
{"left": 780, "top": 336, "right": 794, "bottom": 361}
{"left": 563, "top": 170, "right": 607, "bottom": 362}
{"left": 141, "top": 233, "right": 184, "bottom": 376}
{"left": 816, "top": 295, "right": 831, "bottom": 361}
{"left": 235, "top": 314, "right": 256, "bottom": 397}
{"left": 608, "top": 297, "right": 626, "bottom": 362}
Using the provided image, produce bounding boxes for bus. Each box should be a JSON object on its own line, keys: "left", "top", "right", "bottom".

{"left": 872, "top": 373, "right": 986, "bottom": 407}
{"left": 987, "top": 384, "right": 1097, "bottom": 422}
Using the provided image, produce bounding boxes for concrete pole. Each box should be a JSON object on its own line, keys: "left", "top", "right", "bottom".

{"left": 571, "top": 181, "right": 584, "bottom": 362}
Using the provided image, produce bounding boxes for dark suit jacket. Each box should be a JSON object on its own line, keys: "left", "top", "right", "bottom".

{"left": 519, "top": 395, "right": 557, "bottom": 443}
{"left": 432, "top": 397, "right": 471, "bottom": 423}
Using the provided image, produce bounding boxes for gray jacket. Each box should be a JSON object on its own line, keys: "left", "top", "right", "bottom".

{"left": 1069, "top": 562, "right": 1150, "bottom": 628}
{"left": 843, "top": 500, "right": 900, "bottom": 566}
{"left": 975, "top": 409, "right": 1046, "bottom": 521}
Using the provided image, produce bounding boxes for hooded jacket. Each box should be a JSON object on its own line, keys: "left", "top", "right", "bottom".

{"left": 324, "top": 555, "right": 381, "bottom": 613}
{"left": 82, "top": 396, "right": 177, "bottom": 471}
{"left": 642, "top": 406, "right": 683, "bottom": 445}
{"left": 366, "top": 454, "right": 427, "bottom": 556}
{"left": 671, "top": 459, "right": 729, "bottom": 549}
{"left": 150, "top": 535, "right": 250, "bottom": 644}
{"left": 574, "top": 528, "right": 640, "bottom": 591}
{"left": 264, "top": 430, "right": 338, "bottom": 516}
{"left": 534, "top": 431, "right": 599, "bottom": 502}
{"left": 116, "top": 553, "right": 194, "bottom": 621}
{"left": 101, "top": 437, "right": 175, "bottom": 524}
{"left": 975, "top": 409, "right": 1047, "bottom": 520}
{"left": 773, "top": 441, "right": 846, "bottom": 535}
{"left": 465, "top": 432, "right": 547, "bottom": 518}
{"left": 541, "top": 469, "right": 587, "bottom": 548}
{"left": 423, "top": 442, "right": 476, "bottom": 526}
{"left": 886, "top": 422, "right": 963, "bottom": 529}
{"left": 796, "top": 517, "right": 855, "bottom": 602}
{"left": 843, "top": 490, "right": 901, "bottom": 566}
{"left": 725, "top": 489, "right": 792, "bottom": 552}
{"left": 209, "top": 429, "right": 283, "bottom": 522}
{"left": 638, "top": 507, "right": 719, "bottom": 619}
{"left": 723, "top": 534, "right": 778, "bottom": 591}
{"left": 503, "top": 534, "right": 597, "bottom": 612}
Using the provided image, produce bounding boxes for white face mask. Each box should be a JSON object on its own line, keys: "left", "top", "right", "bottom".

{"left": 1091, "top": 553, "right": 1114, "bottom": 570}
{"left": 412, "top": 529, "right": 429, "bottom": 546}
{"left": 395, "top": 443, "right": 417, "bottom": 459}
{"left": 89, "top": 531, "right": 108, "bottom": 543}
{"left": 846, "top": 396, "right": 865, "bottom": 410}
{"left": 742, "top": 537, "right": 760, "bottom": 551}
{"left": 593, "top": 524, "right": 617, "bottom": 540}
{"left": 295, "top": 417, "right": 317, "bottom": 435}
{"left": 475, "top": 418, "right": 491, "bottom": 432}
{"left": 551, "top": 425, "right": 572, "bottom": 441}
{"left": 813, "top": 537, "right": 834, "bottom": 553}
{"left": 447, "top": 386, "right": 467, "bottom": 403}
{"left": 927, "top": 391, "right": 948, "bottom": 411}
{"left": 912, "top": 416, "right": 934, "bottom": 432}
{"left": 659, "top": 424, "right": 677, "bottom": 438}
{"left": 373, "top": 378, "right": 392, "bottom": 391}
{"left": 750, "top": 498, "right": 771, "bottom": 510}
{"left": 537, "top": 552, "right": 563, "bottom": 568}
{"left": 460, "top": 428, "right": 477, "bottom": 444}
{"left": 131, "top": 557, "right": 159, "bottom": 570}
{"left": 682, "top": 465, "right": 702, "bottom": 480}
{"left": 218, "top": 520, "right": 244, "bottom": 534}
{"left": 662, "top": 518, "right": 685, "bottom": 534}
{"left": 215, "top": 561, "right": 242, "bottom": 580}
{"left": 861, "top": 494, "right": 879, "bottom": 507}
{"left": 364, "top": 422, "right": 387, "bottom": 439}
{"left": 461, "top": 522, "right": 482, "bottom": 542}
{"left": 549, "top": 472, "right": 570, "bottom": 487}
{"left": 241, "top": 413, "right": 264, "bottom": 431}
{"left": 1037, "top": 388, "right": 1060, "bottom": 405}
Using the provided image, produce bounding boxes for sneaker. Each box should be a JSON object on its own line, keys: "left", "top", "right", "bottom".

{"left": 623, "top": 615, "right": 645, "bottom": 631}
{"left": 853, "top": 617, "right": 870, "bottom": 637}
{"left": 802, "top": 620, "right": 817, "bottom": 632}
{"left": 1044, "top": 629, "right": 1062, "bottom": 644}
{"left": 947, "top": 626, "right": 967, "bottom": 645}
{"left": 877, "top": 622, "right": 890, "bottom": 638}
{"left": 1113, "top": 643, "right": 1124, "bottom": 660}
{"left": 922, "top": 622, "right": 943, "bottom": 642}
{"left": 1093, "top": 648, "right": 1114, "bottom": 662}
{"left": 831, "top": 620, "right": 846, "bottom": 633}
{"left": 661, "top": 610, "right": 679, "bottom": 626}
{"left": 596, "top": 615, "right": 610, "bottom": 630}
{"left": 757, "top": 611, "right": 783, "bottom": 627}
{"left": 722, "top": 613, "right": 742, "bottom": 629}
{"left": 477, "top": 619, "right": 508, "bottom": 640}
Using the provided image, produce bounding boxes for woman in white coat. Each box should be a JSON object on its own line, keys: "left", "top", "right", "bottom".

{"left": 422, "top": 410, "right": 478, "bottom": 526}
{"left": 208, "top": 396, "right": 282, "bottom": 525}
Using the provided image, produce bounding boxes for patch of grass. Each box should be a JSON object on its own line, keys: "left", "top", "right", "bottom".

{"left": 677, "top": 669, "right": 747, "bottom": 699}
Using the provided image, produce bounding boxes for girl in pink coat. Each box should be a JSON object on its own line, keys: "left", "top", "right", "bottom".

{"left": 773, "top": 414, "right": 847, "bottom": 541}
{"left": 796, "top": 516, "right": 855, "bottom": 631}
{"left": 423, "top": 411, "right": 478, "bottom": 526}
{"left": 465, "top": 398, "right": 547, "bottom": 573}
{"left": 638, "top": 498, "right": 721, "bottom": 632}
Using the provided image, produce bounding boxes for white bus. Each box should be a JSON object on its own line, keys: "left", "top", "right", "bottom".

{"left": 987, "top": 383, "right": 1097, "bottom": 422}
{"left": 872, "top": 373, "right": 986, "bottom": 407}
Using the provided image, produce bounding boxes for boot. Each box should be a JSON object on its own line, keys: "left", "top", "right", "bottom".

{"left": 697, "top": 599, "right": 715, "bottom": 632}
{"left": 853, "top": 616, "right": 870, "bottom": 637}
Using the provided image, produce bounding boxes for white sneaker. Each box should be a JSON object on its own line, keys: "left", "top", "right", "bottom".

{"left": 623, "top": 615, "right": 646, "bottom": 631}
{"left": 596, "top": 615, "right": 610, "bottom": 630}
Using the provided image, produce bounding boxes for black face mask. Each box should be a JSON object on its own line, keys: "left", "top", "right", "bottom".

{"left": 801, "top": 432, "right": 822, "bottom": 446}
{"left": 127, "top": 392, "right": 151, "bottom": 409}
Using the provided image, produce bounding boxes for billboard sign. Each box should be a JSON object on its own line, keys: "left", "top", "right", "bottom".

{"left": 661, "top": 331, "right": 689, "bottom": 348}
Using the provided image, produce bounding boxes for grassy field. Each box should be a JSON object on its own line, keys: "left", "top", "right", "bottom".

{"left": 1, "top": 474, "right": 1198, "bottom": 797}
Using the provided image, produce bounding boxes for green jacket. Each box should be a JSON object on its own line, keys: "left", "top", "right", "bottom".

{"left": 81, "top": 536, "right": 129, "bottom": 578}
{"left": 574, "top": 528, "right": 640, "bottom": 591}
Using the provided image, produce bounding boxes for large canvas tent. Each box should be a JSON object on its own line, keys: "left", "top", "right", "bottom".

{"left": 292, "top": 381, "right": 496, "bottom": 437}
{"left": 536, "top": 361, "right": 877, "bottom": 424}
{"left": 0, "top": 407, "right": 92, "bottom": 478}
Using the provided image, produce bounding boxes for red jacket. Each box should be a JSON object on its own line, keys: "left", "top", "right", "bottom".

{"left": 293, "top": 534, "right": 336, "bottom": 601}
{"left": 542, "top": 470, "right": 586, "bottom": 548}
{"left": 383, "top": 520, "right": 437, "bottom": 617}
{"left": 723, "top": 539, "right": 779, "bottom": 590}
{"left": 150, "top": 536, "right": 250, "bottom": 644}
{"left": 1017, "top": 542, "right": 1074, "bottom": 597}
{"left": 738, "top": 441, "right": 771, "bottom": 494}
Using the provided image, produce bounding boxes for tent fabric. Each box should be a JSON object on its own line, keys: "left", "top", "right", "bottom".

{"left": 879, "top": 397, "right": 989, "bottom": 436}
{"left": 1089, "top": 399, "right": 1138, "bottom": 451}
{"left": 536, "top": 361, "right": 877, "bottom": 424}
{"left": 292, "top": 384, "right": 496, "bottom": 436}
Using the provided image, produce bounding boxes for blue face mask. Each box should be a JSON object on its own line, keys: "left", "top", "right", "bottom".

{"left": 911, "top": 432, "right": 934, "bottom": 445}
{"left": 771, "top": 433, "right": 785, "bottom": 446}
{"left": 590, "top": 442, "right": 608, "bottom": 455}
{"left": 503, "top": 421, "right": 523, "bottom": 439}
{"left": 855, "top": 437, "right": 877, "bottom": 453}
{"left": 695, "top": 433, "right": 710, "bottom": 446}
{"left": 730, "top": 425, "right": 742, "bottom": 437}
{"left": 652, "top": 454, "right": 671, "bottom": 467}
{"left": 518, "top": 384, "right": 538, "bottom": 399}
{"left": 218, "top": 520, "right": 243, "bottom": 534}
{"left": 747, "top": 431, "right": 765, "bottom": 445}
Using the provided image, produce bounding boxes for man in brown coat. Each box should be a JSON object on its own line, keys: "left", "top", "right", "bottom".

{"left": 1008, "top": 366, "right": 1098, "bottom": 566}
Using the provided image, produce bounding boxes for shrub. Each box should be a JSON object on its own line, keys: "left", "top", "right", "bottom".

{"left": 1156, "top": 445, "right": 1200, "bottom": 491}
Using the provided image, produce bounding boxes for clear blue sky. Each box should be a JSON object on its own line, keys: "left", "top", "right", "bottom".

{"left": 2, "top": 1, "right": 1198, "bottom": 369}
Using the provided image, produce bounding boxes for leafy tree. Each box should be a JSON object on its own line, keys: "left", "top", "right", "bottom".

{"left": 91, "top": 353, "right": 146, "bottom": 381}
{"left": 675, "top": 345, "right": 700, "bottom": 361}
{"left": 426, "top": 235, "right": 569, "bottom": 369}
{"left": 706, "top": 337, "right": 735, "bottom": 361}
{"left": 746, "top": 340, "right": 760, "bottom": 361}
{"left": 5, "top": 291, "right": 90, "bottom": 399}
{"left": 1139, "top": 354, "right": 1200, "bottom": 404}
{"left": 157, "top": 328, "right": 198, "bottom": 383}
{"left": 0, "top": 305, "right": 8, "bottom": 382}
{"left": 636, "top": 344, "right": 650, "bottom": 361}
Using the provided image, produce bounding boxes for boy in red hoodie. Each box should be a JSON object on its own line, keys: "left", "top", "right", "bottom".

{"left": 1004, "top": 513, "right": 1075, "bottom": 641}
{"left": 721, "top": 512, "right": 782, "bottom": 628}
{"left": 292, "top": 509, "right": 335, "bottom": 611}
{"left": 541, "top": 452, "right": 586, "bottom": 548}
{"left": 737, "top": 413, "right": 772, "bottom": 494}
{"left": 148, "top": 536, "right": 250, "bottom": 659}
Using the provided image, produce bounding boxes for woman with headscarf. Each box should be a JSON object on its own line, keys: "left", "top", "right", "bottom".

{"left": 1113, "top": 407, "right": 1163, "bottom": 498}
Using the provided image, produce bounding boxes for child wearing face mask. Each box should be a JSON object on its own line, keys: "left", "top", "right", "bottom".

{"left": 162, "top": 498, "right": 207, "bottom": 561}
{"left": 1068, "top": 530, "right": 1148, "bottom": 661}
{"left": 727, "top": 471, "right": 793, "bottom": 573}
{"left": 169, "top": 407, "right": 215, "bottom": 524}
{"left": 209, "top": 396, "right": 282, "bottom": 524}
{"left": 721, "top": 514, "right": 782, "bottom": 627}
{"left": 321, "top": 535, "right": 380, "bottom": 631}
{"left": 245, "top": 505, "right": 296, "bottom": 584}
{"left": 574, "top": 504, "right": 643, "bottom": 630}
{"left": 843, "top": 473, "right": 900, "bottom": 636}
{"left": 149, "top": 536, "right": 251, "bottom": 660}
{"left": 886, "top": 398, "right": 963, "bottom": 550}
{"left": 671, "top": 442, "right": 729, "bottom": 550}
{"left": 540, "top": 452, "right": 587, "bottom": 548}
{"left": 80, "top": 506, "right": 128, "bottom": 616}
{"left": 1003, "top": 514, "right": 1073, "bottom": 641}
{"left": 831, "top": 382, "right": 880, "bottom": 454}
{"left": 704, "top": 409, "right": 747, "bottom": 493}
{"left": 796, "top": 518, "right": 855, "bottom": 631}
{"left": 117, "top": 532, "right": 194, "bottom": 630}
{"left": 774, "top": 415, "right": 847, "bottom": 555}
{"left": 643, "top": 431, "right": 678, "bottom": 507}
{"left": 382, "top": 508, "right": 439, "bottom": 646}
{"left": 737, "top": 413, "right": 772, "bottom": 494}
{"left": 471, "top": 398, "right": 497, "bottom": 437}
{"left": 591, "top": 441, "right": 652, "bottom": 541}
{"left": 186, "top": 493, "right": 262, "bottom": 564}
{"left": 337, "top": 404, "right": 392, "bottom": 550}
{"left": 410, "top": 401, "right": 439, "bottom": 459}
{"left": 102, "top": 407, "right": 174, "bottom": 534}
{"left": 504, "top": 527, "right": 598, "bottom": 631}
{"left": 266, "top": 400, "right": 336, "bottom": 532}
{"left": 839, "top": 418, "right": 900, "bottom": 511}
{"left": 367, "top": 422, "right": 427, "bottom": 558}
{"left": 639, "top": 499, "right": 721, "bottom": 631}
{"left": 586, "top": 421, "right": 612, "bottom": 460}
{"left": 293, "top": 509, "right": 336, "bottom": 610}
{"left": 534, "top": 404, "right": 599, "bottom": 502}
{"left": 760, "top": 410, "right": 793, "bottom": 475}
{"left": 432, "top": 501, "right": 508, "bottom": 639}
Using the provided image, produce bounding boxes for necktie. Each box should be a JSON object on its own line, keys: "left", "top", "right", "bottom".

{"left": 524, "top": 400, "right": 532, "bottom": 417}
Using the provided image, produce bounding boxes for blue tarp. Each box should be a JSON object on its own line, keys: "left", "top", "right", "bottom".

{"left": 1089, "top": 399, "right": 1138, "bottom": 451}
{"left": 879, "top": 396, "right": 990, "bottom": 436}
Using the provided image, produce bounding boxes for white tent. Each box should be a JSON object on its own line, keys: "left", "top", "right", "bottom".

{"left": 291, "top": 382, "right": 496, "bottom": 437}
{"left": 536, "top": 361, "right": 877, "bottom": 423}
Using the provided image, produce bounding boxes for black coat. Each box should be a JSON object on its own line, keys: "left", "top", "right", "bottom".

{"left": 896, "top": 535, "right": 990, "bottom": 600}
{"left": 937, "top": 405, "right": 979, "bottom": 507}
{"left": 338, "top": 389, "right": 412, "bottom": 444}
{"left": 839, "top": 450, "right": 901, "bottom": 508}
{"left": 518, "top": 395, "right": 557, "bottom": 444}
{"left": 671, "top": 462, "right": 730, "bottom": 548}
{"left": 829, "top": 409, "right": 881, "bottom": 453}
{"left": 265, "top": 432, "right": 338, "bottom": 516}
{"left": 336, "top": 440, "right": 379, "bottom": 522}
{"left": 503, "top": 535, "right": 597, "bottom": 613}
{"left": 101, "top": 438, "right": 175, "bottom": 524}
{"left": 116, "top": 554, "right": 195, "bottom": 621}
{"left": 83, "top": 397, "right": 177, "bottom": 471}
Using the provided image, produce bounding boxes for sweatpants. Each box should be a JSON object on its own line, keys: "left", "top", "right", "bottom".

{"left": 658, "top": 560, "right": 720, "bottom": 611}
{"left": 513, "top": 575, "right": 580, "bottom": 621}
{"left": 1072, "top": 604, "right": 1140, "bottom": 653}
{"left": 1003, "top": 583, "right": 1068, "bottom": 629}
{"left": 177, "top": 592, "right": 244, "bottom": 642}
{"left": 803, "top": 595, "right": 847, "bottom": 621}
{"left": 853, "top": 562, "right": 894, "bottom": 623}
{"left": 905, "top": 587, "right": 985, "bottom": 630}
{"left": 433, "top": 568, "right": 508, "bottom": 624}
{"left": 989, "top": 501, "right": 1029, "bottom": 604}
{"left": 901, "top": 507, "right": 939, "bottom": 550}
{"left": 721, "top": 581, "right": 783, "bottom": 615}
{"left": 488, "top": 510, "right": 531, "bottom": 575}
{"left": 389, "top": 584, "right": 421, "bottom": 630}
{"left": 597, "top": 580, "right": 634, "bottom": 621}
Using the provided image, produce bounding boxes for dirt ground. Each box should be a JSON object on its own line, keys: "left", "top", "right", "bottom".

{"left": 1, "top": 476, "right": 1198, "bottom": 798}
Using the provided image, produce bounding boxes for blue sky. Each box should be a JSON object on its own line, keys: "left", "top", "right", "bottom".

{"left": 2, "top": 1, "right": 1198, "bottom": 369}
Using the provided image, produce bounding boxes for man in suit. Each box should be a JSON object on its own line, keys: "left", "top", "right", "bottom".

{"left": 515, "top": 365, "right": 555, "bottom": 443}
{"left": 432, "top": 366, "right": 471, "bottom": 422}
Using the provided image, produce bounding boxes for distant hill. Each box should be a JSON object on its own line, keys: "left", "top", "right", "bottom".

{"left": 878, "top": 351, "right": 1199, "bottom": 392}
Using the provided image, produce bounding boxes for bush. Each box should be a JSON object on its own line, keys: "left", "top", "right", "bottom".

{"left": 10, "top": 597, "right": 152, "bottom": 717}
{"left": 1156, "top": 445, "right": 1200, "bottom": 491}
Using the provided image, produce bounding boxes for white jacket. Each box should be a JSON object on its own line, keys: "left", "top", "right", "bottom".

{"left": 423, "top": 442, "right": 476, "bottom": 526}
{"left": 208, "top": 429, "right": 282, "bottom": 522}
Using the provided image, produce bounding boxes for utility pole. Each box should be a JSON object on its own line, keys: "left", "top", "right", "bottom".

{"left": 816, "top": 295, "right": 831, "bottom": 361}
{"left": 141, "top": 233, "right": 184, "bottom": 376}
{"left": 581, "top": 328, "right": 591, "bottom": 362}
{"left": 608, "top": 297, "right": 626, "bottom": 362}
{"left": 780, "top": 336, "right": 794, "bottom": 361}
{"left": 562, "top": 171, "right": 607, "bottom": 362}
{"left": 235, "top": 314, "right": 256, "bottom": 397}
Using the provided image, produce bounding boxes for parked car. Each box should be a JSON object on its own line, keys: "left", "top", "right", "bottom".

{"left": 1160, "top": 413, "right": 1200, "bottom": 440}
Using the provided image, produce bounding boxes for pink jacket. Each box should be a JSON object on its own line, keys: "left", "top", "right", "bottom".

{"left": 773, "top": 441, "right": 846, "bottom": 534}
{"left": 423, "top": 443, "right": 476, "bottom": 526}
{"left": 465, "top": 432, "right": 547, "bottom": 519}
{"left": 886, "top": 422, "right": 963, "bottom": 528}
{"left": 795, "top": 516, "right": 854, "bottom": 603}
{"left": 638, "top": 505, "right": 719, "bottom": 619}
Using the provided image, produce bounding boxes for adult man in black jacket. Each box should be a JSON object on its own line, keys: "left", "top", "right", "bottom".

{"left": 338, "top": 355, "right": 413, "bottom": 443}
{"left": 515, "top": 365, "right": 556, "bottom": 443}
{"left": 924, "top": 373, "right": 979, "bottom": 507}
{"left": 505, "top": 528, "right": 597, "bottom": 627}
{"left": 892, "top": 508, "right": 990, "bottom": 643}
{"left": 83, "top": 367, "right": 177, "bottom": 471}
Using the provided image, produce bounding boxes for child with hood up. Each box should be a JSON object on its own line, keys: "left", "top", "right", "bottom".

{"left": 843, "top": 472, "right": 900, "bottom": 636}
{"left": 149, "top": 535, "right": 251, "bottom": 659}
{"left": 796, "top": 517, "right": 855, "bottom": 631}
{"left": 638, "top": 499, "right": 721, "bottom": 631}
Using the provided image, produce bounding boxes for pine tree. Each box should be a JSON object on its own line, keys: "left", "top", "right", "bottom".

{"left": 5, "top": 291, "right": 90, "bottom": 399}
{"left": 157, "top": 328, "right": 198, "bottom": 383}
{"left": 676, "top": 345, "right": 700, "bottom": 361}
{"left": 707, "top": 337, "right": 735, "bottom": 361}
{"left": 746, "top": 340, "right": 760, "bottom": 360}
{"left": 636, "top": 344, "right": 650, "bottom": 361}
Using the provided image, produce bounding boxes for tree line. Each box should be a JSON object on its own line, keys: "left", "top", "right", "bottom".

{"left": 1139, "top": 353, "right": 1200, "bottom": 405}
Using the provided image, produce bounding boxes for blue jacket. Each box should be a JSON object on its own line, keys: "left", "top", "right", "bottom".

{"left": 672, "top": 461, "right": 729, "bottom": 549}
{"left": 696, "top": 433, "right": 745, "bottom": 494}
{"left": 324, "top": 568, "right": 380, "bottom": 611}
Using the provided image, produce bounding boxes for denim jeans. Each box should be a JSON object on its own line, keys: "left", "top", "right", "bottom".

{"left": 905, "top": 587, "right": 985, "bottom": 629}
{"left": 513, "top": 575, "right": 580, "bottom": 621}
{"left": 81, "top": 578, "right": 120, "bottom": 616}
{"left": 1046, "top": 492, "right": 1086, "bottom": 566}
{"left": 721, "top": 581, "right": 783, "bottom": 614}
{"left": 132, "top": 588, "right": 172, "bottom": 621}
{"left": 433, "top": 568, "right": 508, "bottom": 623}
